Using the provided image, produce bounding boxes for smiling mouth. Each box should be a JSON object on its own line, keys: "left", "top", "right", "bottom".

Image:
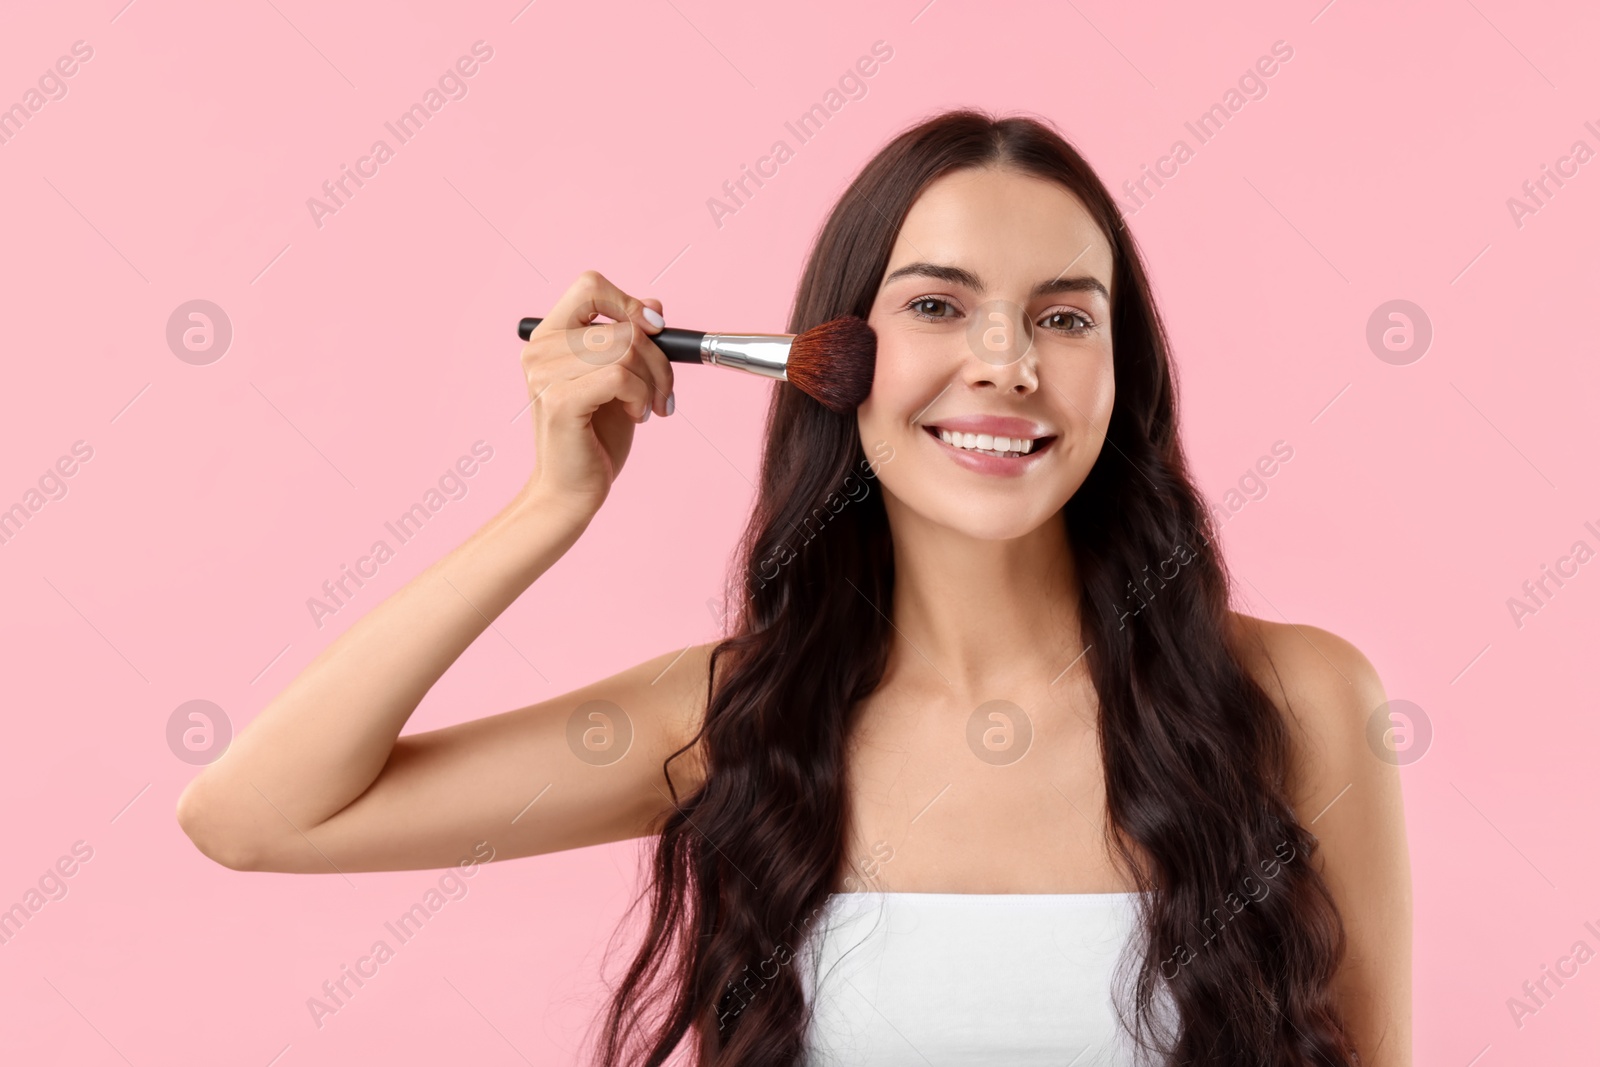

{"left": 922, "top": 425, "right": 1057, "bottom": 458}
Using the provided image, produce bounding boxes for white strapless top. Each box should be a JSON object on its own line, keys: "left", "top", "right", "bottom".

{"left": 797, "top": 891, "right": 1173, "bottom": 1066}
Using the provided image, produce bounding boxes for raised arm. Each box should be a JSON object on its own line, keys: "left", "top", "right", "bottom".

{"left": 176, "top": 271, "right": 711, "bottom": 873}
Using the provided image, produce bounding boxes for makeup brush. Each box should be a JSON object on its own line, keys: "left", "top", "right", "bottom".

{"left": 516, "top": 315, "right": 876, "bottom": 414}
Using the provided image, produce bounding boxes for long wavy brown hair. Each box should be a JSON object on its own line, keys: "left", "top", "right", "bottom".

{"left": 590, "top": 108, "right": 1358, "bottom": 1066}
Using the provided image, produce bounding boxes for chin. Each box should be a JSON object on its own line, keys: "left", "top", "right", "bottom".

{"left": 891, "top": 489, "right": 1068, "bottom": 542}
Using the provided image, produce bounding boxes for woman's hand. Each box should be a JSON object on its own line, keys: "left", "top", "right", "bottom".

{"left": 520, "top": 270, "right": 673, "bottom": 520}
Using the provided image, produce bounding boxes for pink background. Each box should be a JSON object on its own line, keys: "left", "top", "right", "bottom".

{"left": 2, "top": 0, "right": 1596, "bottom": 1062}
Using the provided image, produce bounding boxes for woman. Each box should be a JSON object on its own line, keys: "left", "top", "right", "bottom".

{"left": 177, "top": 108, "right": 1412, "bottom": 1065}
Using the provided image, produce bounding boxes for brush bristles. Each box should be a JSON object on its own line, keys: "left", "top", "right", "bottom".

{"left": 784, "top": 315, "right": 877, "bottom": 414}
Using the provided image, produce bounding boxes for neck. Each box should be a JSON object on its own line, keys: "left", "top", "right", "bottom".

{"left": 884, "top": 503, "right": 1084, "bottom": 700}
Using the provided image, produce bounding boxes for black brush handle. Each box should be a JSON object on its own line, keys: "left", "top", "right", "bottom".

{"left": 517, "top": 317, "right": 707, "bottom": 363}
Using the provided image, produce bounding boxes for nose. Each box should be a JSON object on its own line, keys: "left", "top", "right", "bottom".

{"left": 963, "top": 304, "right": 1038, "bottom": 395}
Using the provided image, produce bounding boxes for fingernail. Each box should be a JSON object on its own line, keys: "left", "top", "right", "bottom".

{"left": 642, "top": 307, "right": 665, "bottom": 329}
{"left": 641, "top": 405, "right": 651, "bottom": 422}
{"left": 666, "top": 392, "right": 675, "bottom": 416}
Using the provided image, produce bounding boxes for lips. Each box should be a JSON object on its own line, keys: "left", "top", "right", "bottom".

{"left": 921, "top": 424, "right": 1057, "bottom": 474}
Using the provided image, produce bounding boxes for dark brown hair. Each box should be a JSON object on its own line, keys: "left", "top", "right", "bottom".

{"left": 592, "top": 107, "right": 1358, "bottom": 1066}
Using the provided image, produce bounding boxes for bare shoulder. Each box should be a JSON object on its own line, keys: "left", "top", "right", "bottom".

{"left": 1225, "top": 611, "right": 1388, "bottom": 814}
{"left": 1225, "top": 614, "right": 1413, "bottom": 1062}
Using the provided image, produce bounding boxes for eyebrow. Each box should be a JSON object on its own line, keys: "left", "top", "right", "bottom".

{"left": 880, "top": 261, "right": 1110, "bottom": 303}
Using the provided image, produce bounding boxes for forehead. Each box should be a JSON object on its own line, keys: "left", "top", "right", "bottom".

{"left": 883, "top": 165, "right": 1113, "bottom": 289}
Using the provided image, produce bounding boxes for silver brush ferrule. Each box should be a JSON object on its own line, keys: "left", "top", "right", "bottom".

{"left": 699, "top": 333, "right": 793, "bottom": 382}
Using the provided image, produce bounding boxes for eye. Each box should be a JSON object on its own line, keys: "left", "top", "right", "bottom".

{"left": 903, "top": 295, "right": 961, "bottom": 321}
{"left": 1040, "top": 308, "right": 1096, "bottom": 335}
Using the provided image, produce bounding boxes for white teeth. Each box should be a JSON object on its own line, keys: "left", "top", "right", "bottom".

{"left": 934, "top": 428, "right": 1038, "bottom": 456}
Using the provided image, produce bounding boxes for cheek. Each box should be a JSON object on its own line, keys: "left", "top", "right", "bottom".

{"left": 859, "top": 335, "right": 945, "bottom": 430}
{"left": 1092, "top": 368, "right": 1115, "bottom": 424}
{"left": 873, "top": 333, "right": 934, "bottom": 392}
{"left": 1055, "top": 353, "right": 1115, "bottom": 430}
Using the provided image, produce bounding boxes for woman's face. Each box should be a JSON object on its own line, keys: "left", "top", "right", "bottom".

{"left": 857, "top": 164, "right": 1117, "bottom": 542}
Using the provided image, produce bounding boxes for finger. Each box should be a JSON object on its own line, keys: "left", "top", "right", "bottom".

{"left": 543, "top": 360, "right": 655, "bottom": 424}
{"left": 558, "top": 319, "right": 672, "bottom": 418}
{"left": 629, "top": 302, "right": 674, "bottom": 416}
{"left": 545, "top": 271, "right": 664, "bottom": 343}
{"left": 640, "top": 297, "right": 666, "bottom": 334}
